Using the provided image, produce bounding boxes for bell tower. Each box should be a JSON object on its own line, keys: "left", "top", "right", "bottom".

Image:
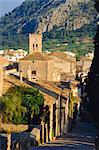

{"left": 29, "top": 32, "right": 42, "bottom": 54}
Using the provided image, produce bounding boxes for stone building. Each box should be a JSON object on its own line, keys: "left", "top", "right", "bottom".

{"left": 76, "top": 55, "right": 93, "bottom": 82}
{"left": 77, "top": 56, "right": 92, "bottom": 74}
{"left": 19, "top": 33, "right": 60, "bottom": 82}
{"left": 4, "top": 49, "right": 28, "bottom": 62}
{"left": 81, "top": 56, "right": 92, "bottom": 73}
{"left": 48, "top": 51, "right": 76, "bottom": 80}
{"left": 19, "top": 52, "right": 60, "bottom": 81}
{"left": 0, "top": 56, "right": 9, "bottom": 96}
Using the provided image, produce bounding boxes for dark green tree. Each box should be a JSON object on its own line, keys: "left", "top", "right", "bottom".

{"left": 0, "top": 86, "right": 44, "bottom": 125}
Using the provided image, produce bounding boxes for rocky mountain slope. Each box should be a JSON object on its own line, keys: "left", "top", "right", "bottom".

{"left": 0, "top": 0, "right": 97, "bottom": 50}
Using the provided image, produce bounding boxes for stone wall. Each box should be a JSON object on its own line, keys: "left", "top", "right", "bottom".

{"left": 0, "top": 125, "right": 41, "bottom": 149}
{"left": 0, "top": 124, "right": 28, "bottom": 133}
{"left": 47, "top": 60, "right": 54, "bottom": 81}
{"left": 50, "top": 56, "right": 76, "bottom": 77}
{"left": 19, "top": 60, "right": 55, "bottom": 81}
{"left": 71, "top": 63, "right": 76, "bottom": 77}
{"left": 53, "top": 70, "right": 60, "bottom": 82}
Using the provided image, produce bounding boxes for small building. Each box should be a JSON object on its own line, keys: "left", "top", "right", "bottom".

{"left": 48, "top": 51, "right": 76, "bottom": 80}
{"left": 4, "top": 49, "right": 28, "bottom": 62}
{"left": 19, "top": 52, "right": 60, "bottom": 81}
{"left": 76, "top": 55, "right": 93, "bottom": 82}
{"left": 80, "top": 56, "right": 92, "bottom": 73}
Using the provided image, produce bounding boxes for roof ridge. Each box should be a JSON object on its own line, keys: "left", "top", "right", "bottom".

{"left": 20, "top": 52, "right": 52, "bottom": 61}
{"left": 48, "top": 51, "right": 76, "bottom": 62}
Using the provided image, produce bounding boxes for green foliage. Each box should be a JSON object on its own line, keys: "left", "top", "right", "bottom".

{"left": 0, "top": 0, "right": 96, "bottom": 58}
{"left": 0, "top": 22, "right": 96, "bottom": 58}
{"left": 43, "top": 22, "right": 96, "bottom": 59}
{"left": 0, "top": 34, "right": 28, "bottom": 51}
{"left": 0, "top": 86, "right": 44, "bottom": 125}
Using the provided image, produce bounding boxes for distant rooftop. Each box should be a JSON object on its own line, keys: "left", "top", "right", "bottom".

{"left": 63, "top": 51, "right": 76, "bottom": 57}
{"left": 48, "top": 51, "right": 76, "bottom": 63}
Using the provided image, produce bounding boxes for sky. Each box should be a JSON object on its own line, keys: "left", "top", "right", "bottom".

{"left": 0, "top": 0, "right": 25, "bottom": 17}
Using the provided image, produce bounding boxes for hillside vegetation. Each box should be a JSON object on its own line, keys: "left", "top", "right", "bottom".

{"left": 0, "top": 0, "right": 97, "bottom": 57}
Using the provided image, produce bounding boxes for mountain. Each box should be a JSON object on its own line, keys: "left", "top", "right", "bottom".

{"left": 0, "top": 0, "right": 97, "bottom": 53}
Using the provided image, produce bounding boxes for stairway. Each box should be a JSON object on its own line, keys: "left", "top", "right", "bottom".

{"left": 32, "top": 121, "right": 97, "bottom": 150}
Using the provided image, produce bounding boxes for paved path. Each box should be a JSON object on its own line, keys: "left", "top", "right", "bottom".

{"left": 32, "top": 121, "right": 97, "bottom": 150}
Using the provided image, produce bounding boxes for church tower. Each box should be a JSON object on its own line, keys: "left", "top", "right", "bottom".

{"left": 29, "top": 33, "right": 42, "bottom": 54}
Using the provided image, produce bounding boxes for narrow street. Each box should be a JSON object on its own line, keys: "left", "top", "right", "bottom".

{"left": 33, "top": 121, "right": 96, "bottom": 150}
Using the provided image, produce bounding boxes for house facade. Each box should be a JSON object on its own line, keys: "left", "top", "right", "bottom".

{"left": 19, "top": 52, "right": 61, "bottom": 81}
{"left": 48, "top": 51, "right": 76, "bottom": 80}
{"left": 79, "top": 56, "right": 92, "bottom": 73}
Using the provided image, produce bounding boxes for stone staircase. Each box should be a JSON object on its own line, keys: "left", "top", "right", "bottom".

{"left": 32, "top": 121, "right": 97, "bottom": 150}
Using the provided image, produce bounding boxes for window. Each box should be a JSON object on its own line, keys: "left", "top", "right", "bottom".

{"left": 32, "top": 71, "right": 36, "bottom": 75}
{"left": 36, "top": 44, "right": 38, "bottom": 48}
{"left": 33, "top": 44, "right": 35, "bottom": 50}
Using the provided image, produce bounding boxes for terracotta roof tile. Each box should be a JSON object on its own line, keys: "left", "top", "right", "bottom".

{"left": 48, "top": 52, "right": 76, "bottom": 63}
{"left": 20, "top": 52, "right": 52, "bottom": 61}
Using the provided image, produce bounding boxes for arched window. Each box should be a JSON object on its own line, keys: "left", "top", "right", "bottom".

{"left": 36, "top": 44, "right": 38, "bottom": 48}
{"left": 33, "top": 44, "right": 35, "bottom": 50}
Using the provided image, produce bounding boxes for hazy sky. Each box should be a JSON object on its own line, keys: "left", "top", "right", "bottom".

{"left": 0, "top": 0, "right": 25, "bottom": 17}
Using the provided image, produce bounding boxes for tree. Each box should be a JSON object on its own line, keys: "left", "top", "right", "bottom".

{"left": 22, "top": 87, "right": 44, "bottom": 124}
{"left": 0, "top": 86, "right": 44, "bottom": 125}
{"left": 0, "top": 86, "right": 26, "bottom": 124}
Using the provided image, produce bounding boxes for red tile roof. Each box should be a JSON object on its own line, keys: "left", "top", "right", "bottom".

{"left": 20, "top": 52, "right": 52, "bottom": 61}
{"left": 48, "top": 52, "right": 76, "bottom": 63}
